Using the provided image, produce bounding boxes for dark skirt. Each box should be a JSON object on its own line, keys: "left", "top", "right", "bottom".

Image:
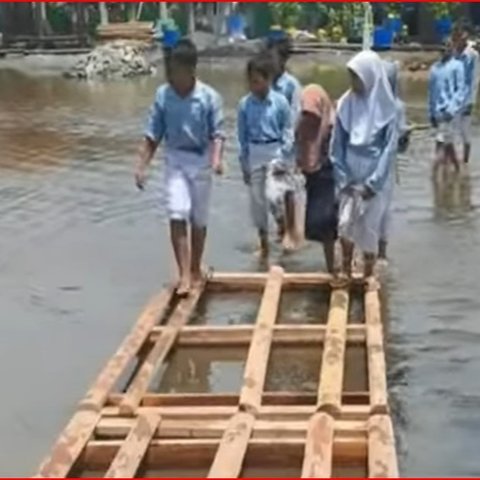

{"left": 304, "top": 161, "right": 338, "bottom": 243}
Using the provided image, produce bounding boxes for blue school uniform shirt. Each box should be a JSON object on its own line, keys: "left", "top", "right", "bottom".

{"left": 145, "top": 80, "right": 224, "bottom": 155}
{"left": 237, "top": 89, "right": 294, "bottom": 172}
{"left": 456, "top": 48, "right": 477, "bottom": 108}
{"left": 428, "top": 58, "right": 465, "bottom": 121}
{"left": 273, "top": 71, "right": 302, "bottom": 125}
{"left": 330, "top": 118, "right": 397, "bottom": 195}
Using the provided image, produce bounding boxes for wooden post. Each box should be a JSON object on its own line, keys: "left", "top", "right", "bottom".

{"left": 301, "top": 412, "right": 334, "bottom": 478}
{"left": 99, "top": 2, "right": 109, "bottom": 26}
{"left": 208, "top": 412, "right": 255, "bottom": 478}
{"left": 239, "top": 266, "right": 283, "bottom": 415}
{"left": 104, "top": 413, "right": 160, "bottom": 478}
{"left": 365, "top": 280, "right": 388, "bottom": 415}
{"left": 317, "top": 288, "right": 349, "bottom": 417}
{"left": 368, "top": 415, "right": 399, "bottom": 478}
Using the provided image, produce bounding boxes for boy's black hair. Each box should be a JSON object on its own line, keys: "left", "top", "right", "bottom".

{"left": 247, "top": 53, "right": 275, "bottom": 79}
{"left": 170, "top": 38, "right": 198, "bottom": 69}
{"left": 267, "top": 36, "right": 292, "bottom": 61}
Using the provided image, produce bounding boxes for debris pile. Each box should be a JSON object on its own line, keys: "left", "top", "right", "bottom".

{"left": 65, "top": 41, "right": 154, "bottom": 79}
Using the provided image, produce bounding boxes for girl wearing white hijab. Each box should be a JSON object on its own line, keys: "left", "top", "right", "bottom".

{"left": 331, "top": 50, "right": 398, "bottom": 278}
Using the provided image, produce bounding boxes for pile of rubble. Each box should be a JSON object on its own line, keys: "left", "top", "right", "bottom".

{"left": 65, "top": 41, "right": 154, "bottom": 80}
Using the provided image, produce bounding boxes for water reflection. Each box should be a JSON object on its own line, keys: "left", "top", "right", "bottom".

{"left": 432, "top": 169, "right": 473, "bottom": 219}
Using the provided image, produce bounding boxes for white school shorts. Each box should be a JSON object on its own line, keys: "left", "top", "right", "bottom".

{"left": 165, "top": 149, "right": 212, "bottom": 228}
{"left": 434, "top": 120, "right": 455, "bottom": 144}
{"left": 456, "top": 114, "right": 472, "bottom": 144}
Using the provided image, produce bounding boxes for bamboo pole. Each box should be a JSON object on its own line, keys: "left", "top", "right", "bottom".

{"left": 239, "top": 266, "right": 283, "bottom": 414}
{"left": 317, "top": 288, "right": 349, "bottom": 417}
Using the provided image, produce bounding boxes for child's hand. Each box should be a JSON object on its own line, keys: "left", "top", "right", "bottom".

{"left": 134, "top": 166, "right": 147, "bottom": 190}
{"left": 361, "top": 185, "right": 375, "bottom": 200}
{"left": 212, "top": 158, "right": 224, "bottom": 176}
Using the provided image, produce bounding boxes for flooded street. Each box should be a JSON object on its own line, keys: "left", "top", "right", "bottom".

{"left": 1, "top": 56, "right": 480, "bottom": 476}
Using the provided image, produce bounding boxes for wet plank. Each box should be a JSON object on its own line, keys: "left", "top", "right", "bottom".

{"left": 108, "top": 391, "right": 370, "bottom": 408}
{"left": 84, "top": 437, "right": 366, "bottom": 470}
{"left": 96, "top": 416, "right": 366, "bottom": 441}
{"left": 239, "top": 267, "right": 284, "bottom": 414}
{"left": 80, "top": 287, "right": 175, "bottom": 411}
{"left": 301, "top": 412, "right": 335, "bottom": 478}
{"left": 209, "top": 272, "right": 363, "bottom": 289}
{"left": 318, "top": 288, "right": 349, "bottom": 417}
{"left": 368, "top": 415, "right": 399, "bottom": 478}
{"left": 149, "top": 324, "right": 367, "bottom": 345}
{"left": 36, "top": 410, "right": 100, "bottom": 477}
{"left": 104, "top": 413, "right": 160, "bottom": 478}
{"left": 208, "top": 412, "right": 255, "bottom": 477}
{"left": 101, "top": 404, "right": 371, "bottom": 423}
{"left": 365, "top": 282, "right": 388, "bottom": 415}
{"left": 119, "top": 284, "right": 205, "bottom": 415}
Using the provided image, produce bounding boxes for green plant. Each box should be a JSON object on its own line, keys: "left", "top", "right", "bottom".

{"left": 386, "top": 3, "right": 402, "bottom": 18}
{"left": 270, "top": 2, "right": 302, "bottom": 29}
{"left": 428, "top": 2, "right": 460, "bottom": 19}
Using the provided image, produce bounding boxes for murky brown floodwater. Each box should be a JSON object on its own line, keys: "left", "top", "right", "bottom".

{"left": 1, "top": 54, "right": 480, "bottom": 476}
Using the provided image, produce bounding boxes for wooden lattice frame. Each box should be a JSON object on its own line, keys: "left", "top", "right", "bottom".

{"left": 36, "top": 267, "right": 398, "bottom": 478}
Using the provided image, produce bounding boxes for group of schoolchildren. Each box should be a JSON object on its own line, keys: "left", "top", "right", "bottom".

{"left": 428, "top": 24, "right": 479, "bottom": 177}
{"left": 135, "top": 34, "right": 411, "bottom": 296}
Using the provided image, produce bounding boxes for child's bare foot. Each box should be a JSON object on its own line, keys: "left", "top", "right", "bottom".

{"left": 176, "top": 275, "right": 191, "bottom": 297}
{"left": 282, "top": 232, "right": 299, "bottom": 252}
{"left": 191, "top": 268, "right": 206, "bottom": 288}
{"left": 331, "top": 270, "right": 349, "bottom": 288}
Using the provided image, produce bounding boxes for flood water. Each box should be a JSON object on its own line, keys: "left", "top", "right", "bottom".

{"left": 1, "top": 55, "right": 480, "bottom": 476}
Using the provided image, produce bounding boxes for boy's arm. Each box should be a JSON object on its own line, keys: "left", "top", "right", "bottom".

{"left": 279, "top": 99, "right": 294, "bottom": 167}
{"left": 208, "top": 91, "right": 226, "bottom": 174}
{"left": 135, "top": 92, "right": 165, "bottom": 189}
{"left": 237, "top": 100, "right": 250, "bottom": 176}
{"left": 428, "top": 69, "right": 437, "bottom": 124}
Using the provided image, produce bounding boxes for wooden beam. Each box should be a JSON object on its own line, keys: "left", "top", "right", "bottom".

{"left": 209, "top": 272, "right": 364, "bottom": 290}
{"left": 102, "top": 404, "right": 371, "bottom": 422}
{"left": 83, "top": 437, "right": 366, "bottom": 470}
{"left": 368, "top": 415, "right": 399, "bottom": 478}
{"left": 79, "top": 287, "right": 175, "bottom": 411}
{"left": 36, "top": 410, "right": 99, "bottom": 477}
{"left": 149, "top": 324, "right": 367, "bottom": 346}
{"left": 301, "top": 412, "right": 335, "bottom": 478}
{"left": 96, "top": 417, "right": 367, "bottom": 441}
{"left": 239, "top": 267, "right": 283, "bottom": 414}
{"left": 108, "top": 391, "right": 370, "bottom": 408}
{"left": 104, "top": 413, "right": 160, "bottom": 478}
{"left": 119, "top": 283, "right": 205, "bottom": 416}
{"left": 317, "top": 289, "right": 349, "bottom": 417}
{"left": 208, "top": 412, "right": 255, "bottom": 477}
{"left": 365, "top": 282, "right": 388, "bottom": 415}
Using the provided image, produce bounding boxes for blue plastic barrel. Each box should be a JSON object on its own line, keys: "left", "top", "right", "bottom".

{"left": 435, "top": 17, "right": 452, "bottom": 42}
{"left": 387, "top": 17, "right": 402, "bottom": 34}
{"left": 373, "top": 27, "right": 393, "bottom": 50}
{"left": 163, "top": 28, "right": 180, "bottom": 48}
{"left": 268, "top": 26, "right": 286, "bottom": 41}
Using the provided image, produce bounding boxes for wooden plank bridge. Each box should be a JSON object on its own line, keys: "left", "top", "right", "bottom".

{"left": 36, "top": 267, "right": 398, "bottom": 478}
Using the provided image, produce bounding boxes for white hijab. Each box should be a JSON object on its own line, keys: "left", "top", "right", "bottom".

{"left": 337, "top": 50, "right": 396, "bottom": 146}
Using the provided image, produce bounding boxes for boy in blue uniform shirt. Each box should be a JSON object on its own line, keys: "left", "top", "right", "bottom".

{"left": 428, "top": 39, "right": 465, "bottom": 177}
{"left": 135, "top": 39, "right": 225, "bottom": 296}
{"left": 453, "top": 25, "right": 479, "bottom": 163}
{"left": 237, "top": 53, "right": 294, "bottom": 258}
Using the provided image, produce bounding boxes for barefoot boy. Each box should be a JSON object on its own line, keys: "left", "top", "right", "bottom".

{"left": 135, "top": 39, "right": 224, "bottom": 295}
{"left": 237, "top": 53, "right": 294, "bottom": 258}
